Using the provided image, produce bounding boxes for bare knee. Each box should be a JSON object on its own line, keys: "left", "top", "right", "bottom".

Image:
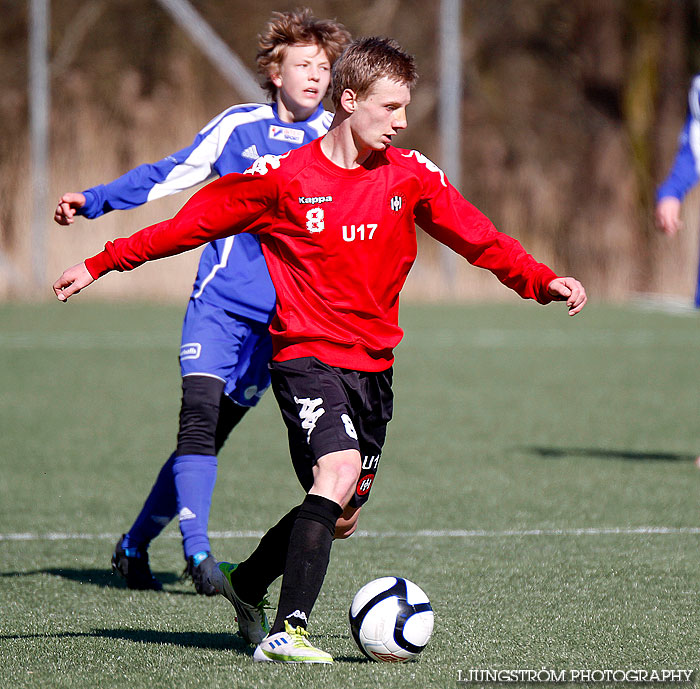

{"left": 311, "top": 450, "right": 362, "bottom": 507}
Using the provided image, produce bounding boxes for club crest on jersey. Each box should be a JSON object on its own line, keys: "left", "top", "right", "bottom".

{"left": 389, "top": 193, "right": 406, "bottom": 213}
{"left": 268, "top": 124, "right": 305, "bottom": 144}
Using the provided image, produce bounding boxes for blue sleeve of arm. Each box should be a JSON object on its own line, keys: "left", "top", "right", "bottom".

{"left": 77, "top": 129, "right": 219, "bottom": 219}
{"left": 657, "top": 114, "right": 700, "bottom": 202}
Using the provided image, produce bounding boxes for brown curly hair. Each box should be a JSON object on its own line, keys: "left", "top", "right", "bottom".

{"left": 256, "top": 8, "right": 351, "bottom": 101}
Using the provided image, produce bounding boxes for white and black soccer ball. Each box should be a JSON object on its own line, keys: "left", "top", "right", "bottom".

{"left": 349, "top": 576, "right": 434, "bottom": 662}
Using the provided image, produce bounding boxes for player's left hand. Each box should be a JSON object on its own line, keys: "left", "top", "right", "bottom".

{"left": 53, "top": 262, "right": 94, "bottom": 302}
{"left": 547, "top": 277, "right": 587, "bottom": 316}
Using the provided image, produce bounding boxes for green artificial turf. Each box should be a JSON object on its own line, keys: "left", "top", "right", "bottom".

{"left": 1, "top": 301, "right": 698, "bottom": 688}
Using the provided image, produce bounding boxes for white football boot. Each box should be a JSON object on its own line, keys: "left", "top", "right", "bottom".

{"left": 253, "top": 620, "right": 333, "bottom": 663}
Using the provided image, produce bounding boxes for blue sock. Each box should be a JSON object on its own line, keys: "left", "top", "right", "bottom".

{"left": 172, "top": 453, "right": 218, "bottom": 559}
{"left": 122, "top": 452, "right": 178, "bottom": 550}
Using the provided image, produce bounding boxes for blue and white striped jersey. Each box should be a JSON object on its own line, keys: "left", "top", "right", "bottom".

{"left": 657, "top": 75, "right": 700, "bottom": 203}
{"left": 79, "top": 102, "right": 333, "bottom": 322}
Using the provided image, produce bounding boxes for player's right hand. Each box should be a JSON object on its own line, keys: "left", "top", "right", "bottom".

{"left": 655, "top": 197, "right": 682, "bottom": 236}
{"left": 53, "top": 262, "right": 94, "bottom": 301}
{"left": 54, "top": 192, "right": 86, "bottom": 225}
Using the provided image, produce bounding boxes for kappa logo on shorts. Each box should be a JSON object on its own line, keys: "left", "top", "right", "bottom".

{"left": 294, "top": 396, "right": 326, "bottom": 442}
{"left": 180, "top": 342, "right": 201, "bottom": 361}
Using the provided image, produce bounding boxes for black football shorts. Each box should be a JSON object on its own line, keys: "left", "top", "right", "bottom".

{"left": 269, "top": 357, "right": 394, "bottom": 506}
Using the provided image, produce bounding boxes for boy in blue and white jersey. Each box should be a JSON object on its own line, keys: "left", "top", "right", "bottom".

{"left": 54, "top": 8, "right": 350, "bottom": 593}
{"left": 655, "top": 74, "right": 700, "bottom": 306}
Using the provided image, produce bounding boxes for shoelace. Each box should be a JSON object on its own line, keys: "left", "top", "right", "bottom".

{"left": 256, "top": 595, "right": 272, "bottom": 614}
{"left": 282, "top": 621, "right": 315, "bottom": 648}
{"left": 289, "top": 626, "right": 311, "bottom": 647}
{"left": 234, "top": 594, "right": 271, "bottom": 632}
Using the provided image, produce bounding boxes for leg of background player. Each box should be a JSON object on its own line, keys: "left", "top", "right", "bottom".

{"left": 116, "top": 376, "right": 248, "bottom": 593}
{"left": 174, "top": 375, "right": 248, "bottom": 594}
{"left": 112, "top": 452, "right": 179, "bottom": 590}
{"left": 121, "top": 452, "right": 178, "bottom": 550}
{"left": 174, "top": 377, "right": 249, "bottom": 557}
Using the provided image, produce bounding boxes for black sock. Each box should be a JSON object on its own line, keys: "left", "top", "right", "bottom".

{"left": 229, "top": 506, "right": 300, "bottom": 604}
{"left": 270, "top": 494, "right": 343, "bottom": 634}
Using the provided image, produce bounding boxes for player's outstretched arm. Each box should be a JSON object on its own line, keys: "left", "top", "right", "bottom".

{"left": 547, "top": 277, "right": 587, "bottom": 316}
{"left": 54, "top": 192, "right": 87, "bottom": 226}
{"left": 53, "top": 262, "right": 94, "bottom": 301}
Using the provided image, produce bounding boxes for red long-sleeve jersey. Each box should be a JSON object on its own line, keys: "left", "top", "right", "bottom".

{"left": 86, "top": 138, "right": 558, "bottom": 371}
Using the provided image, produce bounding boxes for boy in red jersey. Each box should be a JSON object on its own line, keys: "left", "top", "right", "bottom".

{"left": 54, "top": 37, "right": 586, "bottom": 663}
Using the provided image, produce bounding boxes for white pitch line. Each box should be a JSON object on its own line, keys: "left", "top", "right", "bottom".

{"left": 1, "top": 526, "right": 699, "bottom": 542}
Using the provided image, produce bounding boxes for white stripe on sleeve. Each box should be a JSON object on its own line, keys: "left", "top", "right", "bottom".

{"left": 147, "top": 104, "right": 274, "bottom": 202}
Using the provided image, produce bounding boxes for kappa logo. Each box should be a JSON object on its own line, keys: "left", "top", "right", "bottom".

{"left": 294, "top": 395, "right": 326, "bottom": 442}
{"left": 244, "top": 152, "right": 289, "bottom": 176}
{"left": 401, "top": 150, "right": 447, "bottom": 187}
{"left": 268, "top": 124, "right": 305, "bottom": 144}
{"left": 299, "top": 195, "right": 333, "bottom": 204}
{"left": 180, "top": 342, "right": 201, "bottom": 361}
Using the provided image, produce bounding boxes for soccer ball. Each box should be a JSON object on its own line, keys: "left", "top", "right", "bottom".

{"left": 349, "top": 576, "right": 434, "bottom": 662}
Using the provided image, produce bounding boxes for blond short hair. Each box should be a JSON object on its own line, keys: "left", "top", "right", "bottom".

{"left": 331, "top": 37, "right": 418, "bottom": 108}
{"left": 257, "top": 8, "right": 351, "bottom": 101}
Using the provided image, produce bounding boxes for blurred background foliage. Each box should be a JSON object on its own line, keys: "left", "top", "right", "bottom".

{"left": 2, "top": 0, "right": 700, "bottom": 302}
